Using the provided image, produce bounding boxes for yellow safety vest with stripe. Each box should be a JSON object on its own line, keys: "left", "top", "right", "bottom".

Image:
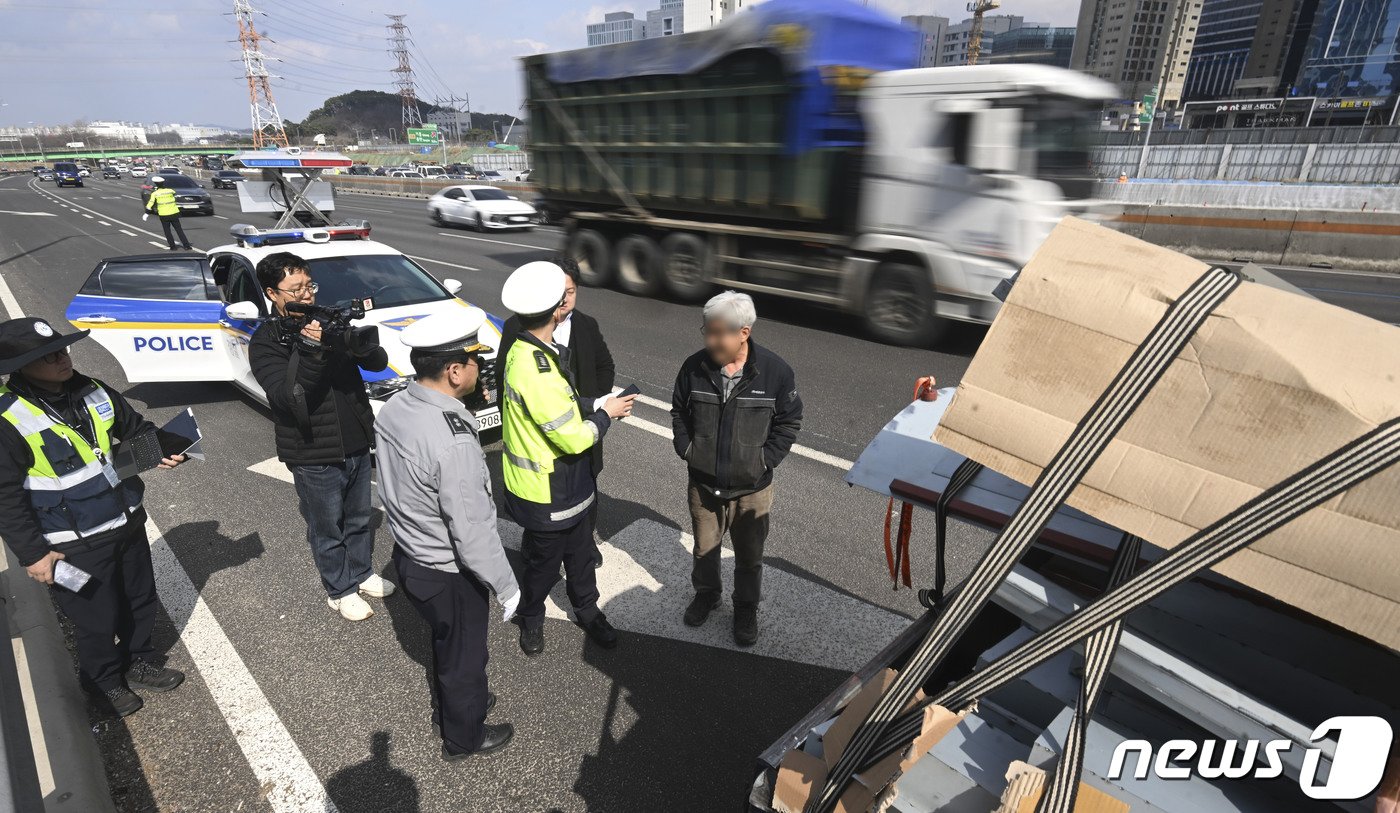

{"left": 146, "top": 187, "right": 179, "bottom": 217}
{"left": 0, "top": 383, "right": 134, "bottom": 545}
{"left": 500, "top": 334, "right": 609, "bottom": 530}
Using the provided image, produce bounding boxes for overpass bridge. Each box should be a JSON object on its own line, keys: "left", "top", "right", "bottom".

{"left": 0, "top": 143, "right": 253, "bottom": 165}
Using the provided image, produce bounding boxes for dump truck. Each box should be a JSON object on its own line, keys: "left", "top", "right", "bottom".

{"left": 524, "top": 0, "right": 1116, "bottom": 346}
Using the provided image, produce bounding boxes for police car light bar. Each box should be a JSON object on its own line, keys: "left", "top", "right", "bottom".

{"left": 229, "top": 220, "right": 372, "bottom": 248}
{"left": 226, "top": 147, "right": 354, "bottom": 170}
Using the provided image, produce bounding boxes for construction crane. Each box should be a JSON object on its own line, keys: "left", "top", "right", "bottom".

{"left": 966, "top": 0, "right": 1002, "bottom": 66}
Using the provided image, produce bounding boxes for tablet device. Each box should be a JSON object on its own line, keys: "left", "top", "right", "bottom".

{"left": 617, "top": 384, "right": 641, "bottom": 398}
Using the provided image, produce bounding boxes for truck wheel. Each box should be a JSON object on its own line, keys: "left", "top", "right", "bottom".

{"left": 615, "top": 235, "right": 664, "bottom": 297}
{"left": 567, "top": 229, "right": 614, "bottom": 288}
{"left": 863, "top": 262, "right": 945, "bottom": 347}
{"left": 660, "top": 233, "right": 715, "bottom": 302}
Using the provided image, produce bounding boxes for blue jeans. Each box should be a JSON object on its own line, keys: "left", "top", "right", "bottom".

{"left": 290, "top": 452, "right": 374, "bottom": 599}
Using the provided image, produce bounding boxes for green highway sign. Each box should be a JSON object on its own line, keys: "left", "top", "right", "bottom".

{"left": 1140, "top": 91, "right": 1157, "bottom": 125}
{"left": 407, "top": 127, "right": 440, "bottom": 145}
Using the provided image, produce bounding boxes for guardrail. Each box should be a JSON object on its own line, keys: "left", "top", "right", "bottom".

{"left": 1, "top": 547, "right": 116, "bottom": 813}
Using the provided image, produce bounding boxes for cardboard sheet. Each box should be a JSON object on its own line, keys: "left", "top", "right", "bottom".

{"left": 995, "top": 761, "right": 1130, "bottom": 813}
{"left": 935, "top": 217, "right": 1400, "bottom": 651}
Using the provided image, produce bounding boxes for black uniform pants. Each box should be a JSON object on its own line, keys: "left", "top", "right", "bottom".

{"left": 51, "top": 521, "right": 159, "bottom": 692}
{"left": 392, "top": 548, "right": 491, "bottom": 753}
{"left": 518, "top": 512, "right": 600, "bottom": 630}
{"left": 157, "top": 214, "right": 191, "bottom": 250}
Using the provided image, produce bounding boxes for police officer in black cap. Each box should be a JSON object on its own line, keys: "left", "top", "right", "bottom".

{"left": 0, "top": 317, "right": 186, "bottom": 717}
{"left": 375, "top": 309, "right": 519, "bottom": 760}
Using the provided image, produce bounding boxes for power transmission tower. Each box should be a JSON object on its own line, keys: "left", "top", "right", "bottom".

{"left": 233, "top": 0, "right": 289, "bottom": 148}
{"left": 435, "top": 94, "right": 471, "bottom": 142}
{"left": 386, "top": 14, "right": 424, "bottom": 130}
{"left": 965, "top": 0, "right": 1002, "bottom": 66}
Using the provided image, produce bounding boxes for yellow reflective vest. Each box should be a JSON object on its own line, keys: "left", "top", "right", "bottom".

{"left": 0, "top": 382, "right": 134, "bottom": 545}
{"left": 146, "top": 187, "right": 179, "bottom": 217}
{"left": 500, "top": 333, "right": 609, "bottom": 530}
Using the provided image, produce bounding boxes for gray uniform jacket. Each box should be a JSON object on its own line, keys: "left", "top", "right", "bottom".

{"left": 375, "top": 382, "right": 519, "bottom": 602}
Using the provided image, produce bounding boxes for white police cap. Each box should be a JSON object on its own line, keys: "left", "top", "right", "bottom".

{"left": 149, "top": 175, "right": 166, "bottom": 184}
{"left": 398, "top": 307, "right": 493, "bottom": 355}
{"left": 501, "top": 261, "right": 567, "bottom": 316}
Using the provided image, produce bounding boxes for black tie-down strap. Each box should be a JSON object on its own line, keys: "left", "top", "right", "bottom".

{"left": 920, "top": 457, "right": 983, "bottom": 611}
{"left": 854, "top": 418, "right": 1400, "bottom": 778}
{"left": 1035, "top": 533, "right": 1142, "bottom": 813}
{"left": 807, "top": 266, "right": 1242, "bottom": 813}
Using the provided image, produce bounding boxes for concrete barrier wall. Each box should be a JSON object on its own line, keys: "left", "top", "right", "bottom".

{"left": 1105, "top": 204, "right": 1400, "bottom": 273}
{"left": 1096, "top": 180, "right": 1400, "bottom": 212}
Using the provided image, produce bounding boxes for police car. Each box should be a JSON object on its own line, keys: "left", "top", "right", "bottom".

{"left": 62, "top": 221, "right": 505, "bottom": 430}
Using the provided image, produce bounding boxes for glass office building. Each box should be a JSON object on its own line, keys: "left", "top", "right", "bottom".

{"left": 1294, "top": 0, "right": 1400, "bottom": 102}
{"left": 1183, "top": 0, "right": 1264, "bottom": 100}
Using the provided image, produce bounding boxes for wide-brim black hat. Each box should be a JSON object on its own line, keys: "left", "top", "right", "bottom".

{"left": 0, "top": 317, "right": 89, "bottom": 376}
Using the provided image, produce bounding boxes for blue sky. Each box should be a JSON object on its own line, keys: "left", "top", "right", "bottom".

{"left": 0, "top": 0, "right": 1080, "bottom": 129}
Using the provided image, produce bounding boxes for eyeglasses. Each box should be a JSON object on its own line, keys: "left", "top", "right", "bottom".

{"left": 41, "top": 349, "right": 69, "bottom": 364}
{"left": 278, "top": 281, "right": 319, "bottom": 297}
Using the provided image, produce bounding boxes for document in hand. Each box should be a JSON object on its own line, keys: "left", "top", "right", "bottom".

{"left": 934, "top": 216, "right": 1400, "bottom": 650}
{"left": 114, "top": 407, "right": 204, "bottom": 480}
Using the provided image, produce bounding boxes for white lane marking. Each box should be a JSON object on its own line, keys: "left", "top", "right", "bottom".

{"left": 98, "top": 220, "right": 110, "bottom": 226}
{"left": 149, "top": 241, "right": 168, "bottom": 249}
{"left": 248, "top": 457, "right": 293, "bottom": 484}
{"left": 0, "top": 280, "right": 334, "bottom": 812}
{"left": 0, "top": 210, "right": 55, "bottom": 217}
{"left": 27, "top": 180, "right": 197, "bottom": 248}
{"left": 504, "top": 517, "right": 905, "bottom": 672}
{"left": 0, "top": 274, "right": 22, "bottom": 320}
{"left": 631, "top": 393, "right": 855, "bottom": 470}
{"left": 407, "top": 255, "right": 480, "bottom": 273}
{"left": 213, "top": 214, "right": 229, "bottom": 220}
{"left": 119, "top": 229, "right": 137, "bottom": 237}
{"left": 146, "top": 518, "right": 339, "bottom": 813}
{"left": 81, "top": 213, "right": 94, "bottom": 219}
{"left": 436, "top": 231, "right": 551, "bottom": 251}
{"left": 245, "top": 455, "right": 904, "bottom": 671}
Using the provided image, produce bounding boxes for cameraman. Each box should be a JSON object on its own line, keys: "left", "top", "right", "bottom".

{"left": 249, "top": 252, "right": 396, "bottom": 622}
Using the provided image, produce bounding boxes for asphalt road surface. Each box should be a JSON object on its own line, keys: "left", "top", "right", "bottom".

{"left": 0, "top": 173, "right": 1394, "bottom": 813}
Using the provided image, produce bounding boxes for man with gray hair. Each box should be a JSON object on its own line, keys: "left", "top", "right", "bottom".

{"left": 670, "top": 291, "right": 802, "bottom": 646}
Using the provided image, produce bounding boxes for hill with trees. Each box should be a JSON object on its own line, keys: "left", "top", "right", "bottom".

{"left": 286, "top": 90, "right": 523, "bottom": 143}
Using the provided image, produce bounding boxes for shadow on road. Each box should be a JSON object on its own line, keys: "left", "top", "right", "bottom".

{"left": 160, "top": 520, "right": 265, "bottom": 594}
{"left": 324, "top": 730, "right": 421, "bottom": 813}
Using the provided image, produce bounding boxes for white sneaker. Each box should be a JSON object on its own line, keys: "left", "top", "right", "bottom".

{"left": 328, "top": 593, "right": 374, "bottom": 621}
{"left": 359, "top": 573, "right": 396, "bottom": 598}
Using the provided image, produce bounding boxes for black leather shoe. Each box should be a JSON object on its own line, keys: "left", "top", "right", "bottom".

{"left": 442, "top": 723, "right": 514, "bottom": 761}
{"left": 519, "top": 625, "right": 544, "bottom": 656}
{"left": 125, "top": 660, "right": 185, "bottom": 692}
{"left": 734, "top": 606, "right": 759, "bottom": 647}
{"left": 683, "top": 593, "right": 721, "bottom": 627}
{"left": 102, "top": 685, "right": 144, "bottom": 717}
{"left": 580, "top": 614, "right": 618, "bottom": 649}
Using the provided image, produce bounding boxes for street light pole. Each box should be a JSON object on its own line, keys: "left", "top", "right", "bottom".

{"left": 1137, "top": 0, "right": 1192, "bottom": 177}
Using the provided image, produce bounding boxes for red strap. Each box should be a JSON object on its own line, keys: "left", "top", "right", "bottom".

{"left": 897, "top": 501, "right": 914, "bottom": 588}
{"left": 883, "top": 497, "right": 897, "bottom": 585}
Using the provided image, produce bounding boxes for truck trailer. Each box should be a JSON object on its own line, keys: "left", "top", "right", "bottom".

{"left": 524, "top": 0, "right": 1116, "bottom": 346}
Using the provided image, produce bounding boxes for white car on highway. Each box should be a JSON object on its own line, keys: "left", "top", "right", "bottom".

{"left": 62, "top": 222, "right": 506, "bottom": 430}
{"left": 428, "top": 185, "right": 538, "bottom": 231}
{"left": 129, "top": 166, "right": 148, "bottom": 177}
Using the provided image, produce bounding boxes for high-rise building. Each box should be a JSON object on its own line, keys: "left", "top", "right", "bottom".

{"left": 902, "top": 15, "right": 950, "bottom": 68}
{"left": 587, "top": 11, "right": 646, "bottom": 46}
{"left": 938, "top": 14, "right": 1025, "bottom": 66}
{"left": 1072, "top": 0, "right": 1205, "bottom": 109}
{"left": 1182, "top": 0, "right": 1262, "bottom": 100}
{"left": 682, "top": 0, "right": 765, "bottom": 33}
{"left": 1233, "top": 0, "right": 1320, "bottom": 97}
{"left": 984, "top": 26, "right": 1078, "bottom": 68}
{"left": 88, "top": 121, "right": 149, "bottom": 145}
{"left": 1293, "top": 0, "right": 1400, "bottom": 103}
{"left": 647, "top": 0, "right": 685, "bottom": 37}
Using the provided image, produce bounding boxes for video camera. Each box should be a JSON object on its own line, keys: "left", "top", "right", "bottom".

{"left": 278, "top": 300, "right": 381, "bottom": 358}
